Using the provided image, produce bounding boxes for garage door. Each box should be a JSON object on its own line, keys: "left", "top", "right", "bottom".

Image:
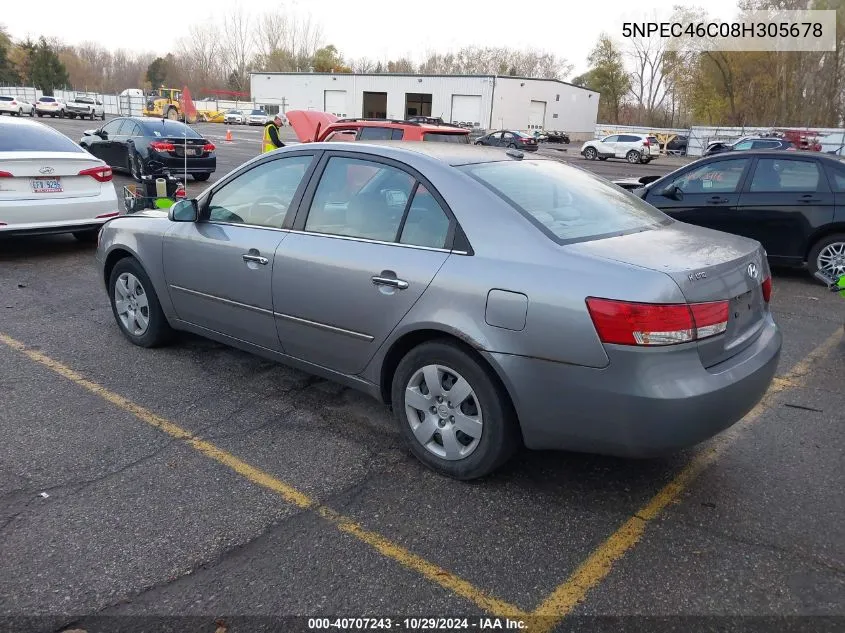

{"left": 324, "top": 90, "right": 347, "bottom": 117}
{"left": 529, "top": 100, "right": 546, "bottom": 130}
{"left": 450, "top": 95, "right": 482, "bottom": 128}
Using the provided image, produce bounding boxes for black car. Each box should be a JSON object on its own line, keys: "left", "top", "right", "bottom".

{"left": 704, "top": 137, "right": 793, "bottom": 156}
{"left": 474, "top": 130, "right": 538, "bottom": 152}
{"left": 664, "top": 134, "right": 688, "bottom": 155}
{"left": 79, "top": 117, "right": 216, "bottom": 182}
{"left": 618, "top": 151, "right": 845, "bottom": 280}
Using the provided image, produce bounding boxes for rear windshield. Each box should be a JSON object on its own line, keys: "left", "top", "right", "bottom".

{"left": 423, "top": 133, "right": 470, "bottom": 144}
{"left": 0, "top": 123, "right": 85, "bottom": 152}
{"left": 39, "top": 97, "right": 56, "bottom": 103}
{"left": 75, "top": 96, "right": 94, "bottom": 103}
{"left": 140, "top": 119, "right": 202, "bottom": 138}
{"left": 250, "top": 110, "right": 265, "bottom": 115}
{"left": 460, "top": 159, "right": 671, "bottom": 243}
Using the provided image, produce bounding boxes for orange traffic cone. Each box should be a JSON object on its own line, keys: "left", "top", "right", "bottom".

{"left": 225, "top": 129, "right": 233, "bottom": 142}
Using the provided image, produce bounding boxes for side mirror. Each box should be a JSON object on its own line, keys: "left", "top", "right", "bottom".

{"left": 83, "top": 129, "right": 97, "bottom": 136}
{"left": 662, "top": 184, "right": 684, "bottom": 201}
{"left": 168, "top": 198, "right": 198, "bottom": 222}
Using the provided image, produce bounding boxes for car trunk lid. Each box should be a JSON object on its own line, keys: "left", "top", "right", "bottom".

{"left": 573, "top": 223, "right": 770, "bottom": 367}
{"left": 287, "top": 110, "right": 339, "bottom": 142}
{"left": 0, "top": 152, "right": 106, "bottom": 200}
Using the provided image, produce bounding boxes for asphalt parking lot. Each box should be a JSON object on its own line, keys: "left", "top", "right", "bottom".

{"left": 1, "top": 116, "right": 843, "bottom": 633}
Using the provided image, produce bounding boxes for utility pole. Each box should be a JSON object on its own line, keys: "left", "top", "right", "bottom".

{"left": 280, "top": 97, "right": 288, "bottom": 114}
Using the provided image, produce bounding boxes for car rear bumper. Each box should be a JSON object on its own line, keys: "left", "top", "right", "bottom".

{"left": 0, "top": 189, "right": 120, "bottom": 236}
{"left": 146, "top": 155, "right": 216, "bottom": 175}
{"left": 486, "top": 314, "right": 781, "bottom": 457}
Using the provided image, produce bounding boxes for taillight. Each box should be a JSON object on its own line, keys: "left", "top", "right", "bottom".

{"left": 10, "top": 101, "right": 17, "bottom": 105}
{"left": 78, "top": 165, "right": 112, "bottom": 182}
{"left": 150, "top": 141, "right": 175, "bottom": 152}
{"left": 762, "top": 276, "right": 772, "bottom": 303}
{"left": 643, "top": 138, "right": 651, "bottom": 146}
{"left": 203, "top": 142, "right": 215, "bottom": 152}
{"left": 585, "top": 298, "right": 729, "bottom": 346}
{"left": 0, "top": 171, "right": 12, "bottom": 178}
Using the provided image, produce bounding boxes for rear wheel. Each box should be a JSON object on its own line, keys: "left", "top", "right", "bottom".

{"left": 129, "top": 152, "right": 144, "bottom": 182}
{"left": 101, "top": 111, "right": 106, "bottom": 120}
{"left": 108, "top": 258, "right": 173, "bottom": 348}
{"left": 16, "top": 108, "right": 21, "bottom": 116}
{"left": 391, "top": 340, "right": 519, "bottom": 480}
{"left": 29, "top": 108, "right": 34, "bottom": 117}
{"left": 626, "top": 150, "right": 641, "bottom": 164}
{"left": 508, "top": 143, "right": 517, "bottom": 149}
{"left": 166, "top": 107, "right": 178, "bottom": 120}
{"left": 584, "top": 146, "right": 597, "bottom": 160}
{"left": 192, "top": 173, "right": 211, "bottom": 181}
{"left": 808, "top": 233, "right": 845, "bottom": 281}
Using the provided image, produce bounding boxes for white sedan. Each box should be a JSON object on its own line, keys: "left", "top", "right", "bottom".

{"left": 0, "top": 117, "right": 120, "bottom": 241}
{"left": 0, "top": 95, "right": 35, "bottom": 117}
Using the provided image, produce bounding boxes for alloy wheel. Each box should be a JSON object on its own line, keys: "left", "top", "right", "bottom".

{"left": 817, "top": 241, "right": 845, "bottom": 278}
{"left": 404, "top": 364, "right": 483, "bottom": 461}
{"left": 114, "top": 272, "right": 150, "bottom": 336}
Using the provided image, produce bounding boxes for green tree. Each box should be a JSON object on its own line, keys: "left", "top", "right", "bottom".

{"left": 582, "top": 35, "right": 630, "bottom": 123}
{"left": 312, "top": 45, "right": 350, "bottom": 72}
{"left": 0, "top": 41, "right": 20, "bottom": 84}
{"left": 30, "top": 37, "right": 69, "bottom": 94}
{"left": 146, "top": 57, "right": 170, "bottom": 88}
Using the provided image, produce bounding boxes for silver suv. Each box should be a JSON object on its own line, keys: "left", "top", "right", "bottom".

{"left": 580, "top": 133, "right": 659, "bottom": 164}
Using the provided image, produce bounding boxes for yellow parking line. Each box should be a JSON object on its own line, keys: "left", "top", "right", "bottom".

{"left": 0, "top": 332, "right": 526, "bottom": 618}
{"left": 530, "top": 328, "right": 843, "bottom": 630}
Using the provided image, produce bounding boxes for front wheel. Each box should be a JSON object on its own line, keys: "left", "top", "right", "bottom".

{"left": 391, "top": 340, "right": 519, "bottom": 480}
{"left": 626, "top": 150, "right": 641, "bottom": 164}
{"left": 108, "top": 258, "right": 173, "bottom": 348}
{"left": 584, "top": 146, "right": 597, "bottom": 160}
{"left": 29, "top": 108, "right": 34, "bottom": 117}
{"left": 192, "top": 173, "right": 211, "bottom": 182}
{"left": 808, "top": 233, "right": 845, "bottom": 281}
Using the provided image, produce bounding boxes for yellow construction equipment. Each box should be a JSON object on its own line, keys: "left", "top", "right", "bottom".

{"left": 141, "top": 86, "right": 224, "bottom": 123}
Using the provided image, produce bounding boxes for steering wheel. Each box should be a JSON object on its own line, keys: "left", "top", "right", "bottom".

{"left": 247, "top": 195, "right": 289, "bottom": 227}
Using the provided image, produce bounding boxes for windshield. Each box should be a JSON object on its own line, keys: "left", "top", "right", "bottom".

{"left": 251, "top": 110, "right": 265, "bottom": 115}
{"left": 461, "top": 159, "right": 671, "bottom": 243}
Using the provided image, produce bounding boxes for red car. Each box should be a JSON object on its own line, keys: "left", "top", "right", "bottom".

{"left": 287, "top": 111, "right": 470, "bottom": 144}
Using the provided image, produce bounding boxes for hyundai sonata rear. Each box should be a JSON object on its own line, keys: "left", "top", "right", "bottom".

{"left": 0, "top": 118, "right": 119, "bottom": 239}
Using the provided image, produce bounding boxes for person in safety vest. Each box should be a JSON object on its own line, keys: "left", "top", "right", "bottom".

{"left": 262, "top": 115, "right": 285, "bottom": 153}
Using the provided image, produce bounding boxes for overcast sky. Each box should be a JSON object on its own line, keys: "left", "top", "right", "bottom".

{"left": 4, "top": 0, "right": 741, "bottom": 77}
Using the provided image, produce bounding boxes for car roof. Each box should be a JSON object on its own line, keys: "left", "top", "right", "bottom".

{"left": 306, "top": 140, "right": 552, "bottom": 166}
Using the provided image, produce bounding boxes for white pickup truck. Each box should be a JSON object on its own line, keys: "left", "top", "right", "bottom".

{"left": 66, "top": 95, "right": 105, "bottom": 120}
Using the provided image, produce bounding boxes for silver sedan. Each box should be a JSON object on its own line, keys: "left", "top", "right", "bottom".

{"left": 95, "top": 142, "right": 782, "bottom": 479}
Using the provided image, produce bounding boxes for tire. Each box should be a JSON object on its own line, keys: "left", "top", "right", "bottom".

{"left": 474, "top": 141, "right": 483, "bottom": 145}
{"left": 29, "top": 109, "right": 34, "bottom": 117}
{"left": 68, "top": 113, "right": 76, "bottom": 119}
{"left": 584, "top": 146, "right": 597, "bottom": 160}
{"left": 101, "top": 111, "right": 106, "bottom": 120}
{"left": 16, "top": 109, "right": 21, "bottom": 117}
{"left": 72, "top": 228, "right": 99, "bottom": 242}
{"left": 166, "top": 107, "right": 178, "bottom": 120}
{"left": 129, "top": 152, "right": 144, "bottom": 182}
{"left": 108, "top": 257, "right": 173, "bottom": 348}
{"left": 626, "top": 150, "right": 641, "bottom": 164}
{"left": 390, "top": 340, "right": 519, "bottom": 480}
{"left": 808, "top": 233, "right": 845, "bottom": 281}
{"left": 508, "top": 143, "right": 517, "bottom": 149}
{"left": 37, "top": 112, "right": 43, "bottom": 117}
{"left": 192, "top": 173, "right": 211, "bottom": 182}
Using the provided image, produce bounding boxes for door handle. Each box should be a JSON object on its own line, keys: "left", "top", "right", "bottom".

{"left": 798, "top": 195, "right": 821, "bottom": 203}
{"left": 706, "top": 196, "right": 729, "bottom": 204}
{"left": 372, "top": 275, "right": 409, "bottom": 290}
{"left": 242, "top": 254, "right": 269, "bottom": 265}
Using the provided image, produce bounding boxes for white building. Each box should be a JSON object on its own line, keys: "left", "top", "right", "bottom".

{"left": 250, "top": 73, "right": 600, "bottom": 138}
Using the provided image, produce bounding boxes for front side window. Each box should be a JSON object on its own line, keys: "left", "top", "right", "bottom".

{"left": 462, "top": 159, "right": 669, "bottom": 244}
{"left": 733, "top": 140, "right": 753, "bottom": 150}
{"left": 826, "top": 162, "right": 845, "bottom": 192}
{"left": 100, "top": 119, "right": 124, "bottom": 136}
{"left": 749, "top": 158, "right": 821, "bottom": 192}
{"left": 668, "top": 158, "right": 750, "bottom": 194}
{"left": 207, "top": 155, "right": 313, "bottom": 228}
{"left": 305, "top": 157, "right": 416, "bottom": 242}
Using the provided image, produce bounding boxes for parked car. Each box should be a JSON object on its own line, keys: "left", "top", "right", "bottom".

{"left": 580, "top": 133, "right": 658, "bottom": 164}
{"left": 66, "top": 95, "right": 105, "bottom": 120}
{"left": 0, "top": 95, "right": 35, "bottom": 117}
{"left": 246, "top": 109, "right": 270, "bottom": 126}
{"left": 224, "top": 109, "right": 245, "bottom": 125}
{"left": 95, "top": 142, "right": 781, "bottom": 479}
{"left": 664, "top": 134, "right": 688, "bottom": 155}
{"left": 616, "top": 151, "right": 845, "bottom": 280}
{"left": 546, "top": 130, "right": 570, "bottom": 144}
{"left": 0, "top": 117, "right": 118, "bottom": 240}
{"left": 35, "top": 96, "right": 66, "bottom": 118}
{"left": 79, "top": 116, "right": 216, "bottom": 182}
{"left": 704, "top": 137, "right": 794, "bottom": 156}
{"left": 287, "top": 111, "right": 470, "bottom": 143}
{"left": 474, "top": 130, "right": 538, "bottom": 152}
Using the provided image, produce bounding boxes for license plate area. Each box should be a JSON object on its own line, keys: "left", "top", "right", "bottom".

{"left": 175, "top": 147, "right": 200, "bottom": 157}
{"left": 729, "top": 289, "right": 756, "bottom": 331}
{"left": 30, "top": 177, "right": 63, "bottom": 193}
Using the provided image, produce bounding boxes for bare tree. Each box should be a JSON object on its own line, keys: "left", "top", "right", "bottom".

{"left": 177, "top": 21, "right": 222, "bottom": 90}
{"left": 220, "top": 8, "right": 253, "bottom": 92}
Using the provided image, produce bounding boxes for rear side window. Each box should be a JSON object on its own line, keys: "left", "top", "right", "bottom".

{"left": 399, "top": 184, "right": 450, "bottom": 249}
{"left": 461, "top": 159, "right": 670, "bottom": 244}
{"left": 749, "top": 159, "right": 821, "bottom": 192}
{"left": 827, "top": 163, "right": 845, "bottom": 191}
{"left": 0, "top": 96, "right": 12, "bottom": 102}
{"left": 423, "top": 133, "right": 469, "bottom": 144}
{"left": 358, "top": 127, "right": 402, "bottom": 141}
{"left": 0, "top": 123, "right": 85, "bottom": 152}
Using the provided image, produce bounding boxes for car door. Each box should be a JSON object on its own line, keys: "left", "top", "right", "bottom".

{"left": 484, "top": 131, "right": 501, "bottom": 146}
{"left": 615, "top": 135, "right": 637, "bottom": 158}
{"left": 162, "top": 153, "right": 318, "bottom": 351}
{"left": 596, "top": 135, "right": 618, "bottom": 156}
{"left": 273, "top": 152, "right": 453, "bottom": 374}
{"left": 735, "top": 156, "right": 835, "bottom": 262}
{"left": 86, "top": 118, "right": 123, "bottom": 164}
{"left": 502, "top": 131, "right": 516, "bottom": 147}
{"left": 644, "top": 157, "right": 752, "bottom": 233}
{"left": 114, "top": 121, "right": 141, "bottom": 170}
